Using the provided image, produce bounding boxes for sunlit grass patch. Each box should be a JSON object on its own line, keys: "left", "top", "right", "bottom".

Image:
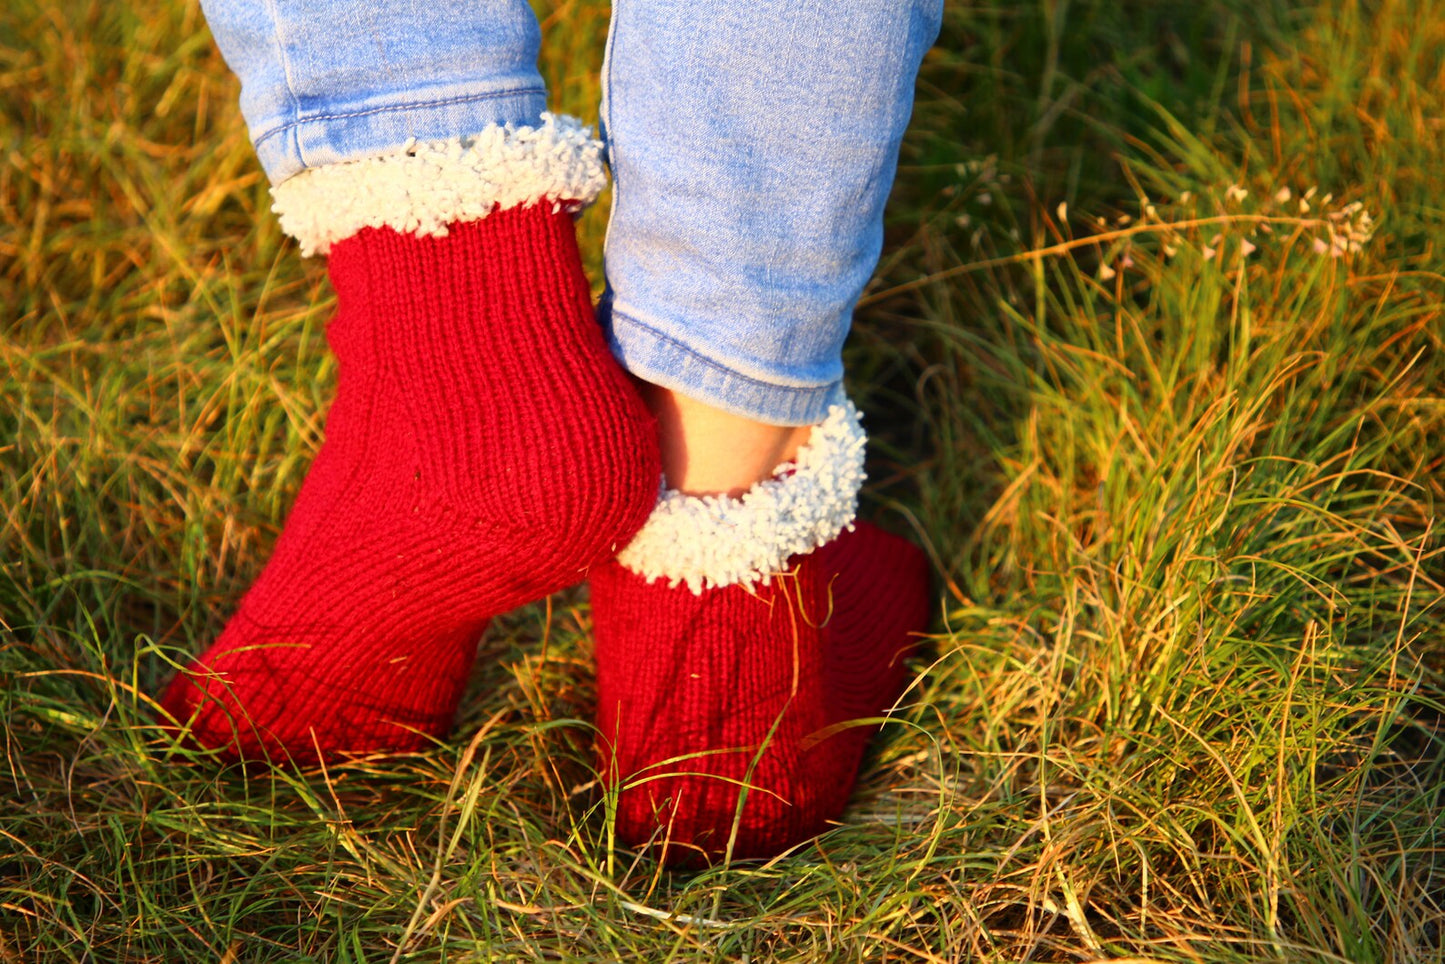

{"left": 3, "top": 0, "right": 1442, "bottom": 960}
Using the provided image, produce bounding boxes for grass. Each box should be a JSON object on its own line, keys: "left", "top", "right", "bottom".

{"left": 2, "top": 0, "right": 1443, "bottom": 960}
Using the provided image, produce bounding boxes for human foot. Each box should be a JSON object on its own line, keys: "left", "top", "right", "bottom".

{"left": 591, "top": 402, "right": 931, "bottom": 862}
{"left": 162, "top": 118, "right": 660, "bottom": 763}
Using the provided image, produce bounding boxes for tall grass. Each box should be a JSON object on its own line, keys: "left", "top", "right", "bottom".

{"left": 2, "top": 0, "right": 1441, "bottom": 960}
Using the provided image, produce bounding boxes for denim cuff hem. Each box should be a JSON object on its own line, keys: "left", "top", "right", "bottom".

{"left": 254, "top": 88, "right": 549, "bottom": 185}
{"left": 604, "top": 306, "right": 846, "bottom": 427}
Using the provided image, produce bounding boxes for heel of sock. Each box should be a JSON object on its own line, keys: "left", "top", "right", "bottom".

{"left": 516, "top": 397, "right": 661, "bottom": 589}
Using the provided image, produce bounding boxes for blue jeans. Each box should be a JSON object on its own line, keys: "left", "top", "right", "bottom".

{"left": 203, "top": 0, "right": 943, "bottom": 425}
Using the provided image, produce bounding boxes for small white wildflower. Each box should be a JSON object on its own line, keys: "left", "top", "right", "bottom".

{"left": 1299, "top": 198, "right": 1311, "bottom": 213}
{"left": 1226, "top": 184, "right": 1249, "bottom": 203}
{"left": 1098, "top": 262, "right": 1117, "bottom": 280}
{"left": 1179, "top": 191, "right": 1192, "bottom": 203}
{"left": 1144, "top": 204, "right": 1158, "bottom": 219}
{"left": 1274, "top": 187, "right": 1292, "bottom": 203}
{"left": 1203, "top": 246, "right": 1217, "bottom": 261}
{"left": 976, "top": 192, "right": 992, "bottom": 206}
{"left": 1056, "top": 201, "right": 1068, "bottom": 221}
{"left": 1163, "top": 243, "right": 1178, "bottom": 258}
{"left": 1312, "top": 237, "right": 1330, "bottom": 255}
{"left": 1240, "top": 239, "right": 1257, "bottom": 257}
{"left": 1117, "top": 213, "right": 1132, "bottom": 225}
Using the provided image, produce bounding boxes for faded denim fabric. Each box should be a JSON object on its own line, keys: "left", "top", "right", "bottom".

{"left": 200, "top": 0, "right": 548, "bottom": 184}
{"left": 201, "top": 0, "right": 942, "bottom": 424}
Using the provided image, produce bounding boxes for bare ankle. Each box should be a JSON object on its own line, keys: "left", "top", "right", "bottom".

{"left": 638, "top": 383, "right": 813, "bottom": 498}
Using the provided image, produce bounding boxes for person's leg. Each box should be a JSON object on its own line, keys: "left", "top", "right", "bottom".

{"left": 199, "top": 0, "right": 548, "bottom": 185}
{"left": 637, "top": 384, "right": 812, "bottom": 498}
{"left": 593, "top": 0, "right": 942, "bottom": 860}
{"left": 161, "top": 0, "right": 660, "bottom": 763}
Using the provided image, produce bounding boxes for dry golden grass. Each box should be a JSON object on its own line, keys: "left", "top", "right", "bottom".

{"left": 2, "top": 0, "right": 1442, "bottom": 960}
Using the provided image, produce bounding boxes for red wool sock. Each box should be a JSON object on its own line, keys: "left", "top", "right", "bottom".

{"left": 591, "top": 404, "right": 931, "bottom": 862}
{"left": 162, "top": 119, "right": 660, "bottom": 762}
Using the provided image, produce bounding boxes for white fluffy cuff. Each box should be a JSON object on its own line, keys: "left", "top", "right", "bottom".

{"left": 269, "top": 113, "right": 608, "bottom": 256}
{"left": 615, "top": 401, "right": 867, "bottom": 594}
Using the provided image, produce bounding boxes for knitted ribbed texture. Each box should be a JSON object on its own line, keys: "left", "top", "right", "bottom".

{"left": 162, "top": 204, "right": 660, "bottom": 762}
{"left": 591, "top": 521, "right": 930, "bottom": 863}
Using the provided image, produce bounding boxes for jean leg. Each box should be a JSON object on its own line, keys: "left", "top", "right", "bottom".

{"left": 201, "top": 0, "right": 549, "bottom": 184}
{"left": 599, "top": 0, "right": 943, "bottom": 426}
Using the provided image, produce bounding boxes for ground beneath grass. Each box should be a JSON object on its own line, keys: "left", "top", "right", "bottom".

{"left": 3, "top": 0, "right": 1443, "bottom": 960}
